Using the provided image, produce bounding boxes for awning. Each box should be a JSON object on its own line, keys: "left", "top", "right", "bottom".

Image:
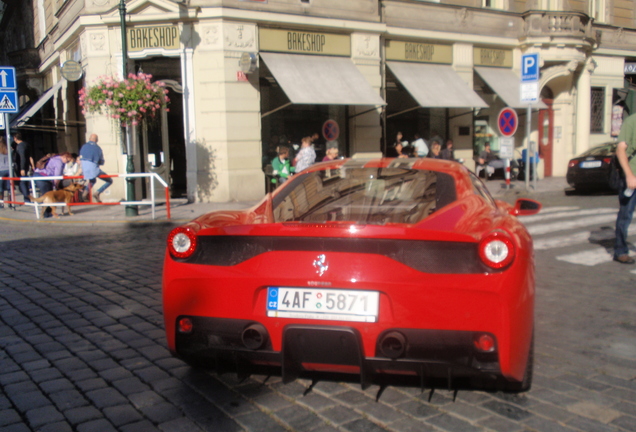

{"left": 475, "top": 67, "right": 547, "bottom": 109}
{"left": 260, "top": 52, "right": 386, "bottom": 106}
{"left": 10, "top": 80, "right": 64, "bottom": 128}
{"left": 387, "top": 62, "right": 487, "bottom": 109}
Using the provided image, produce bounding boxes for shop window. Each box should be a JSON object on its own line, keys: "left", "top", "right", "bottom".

{"left": 590, "top": 87, "right": 605, "bottom": 133}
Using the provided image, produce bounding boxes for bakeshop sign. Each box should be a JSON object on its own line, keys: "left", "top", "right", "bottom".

{"left": 128, "top": 25, "right": 180, "bottom": 52}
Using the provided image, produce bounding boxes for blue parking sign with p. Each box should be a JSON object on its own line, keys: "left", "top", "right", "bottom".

{"left": 521, "top": 53, "right": 539, "bottom": 82}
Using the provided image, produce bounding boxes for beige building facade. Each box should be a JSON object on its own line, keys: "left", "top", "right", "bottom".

{"left": 5, "top": 0, "right": 636, "bottom": 202}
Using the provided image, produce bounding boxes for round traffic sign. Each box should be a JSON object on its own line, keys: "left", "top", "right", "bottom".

{"left": 322, "top": 119, "right": 339, "bottom": 141}
{"left": 498, "top": 107, "right": 518, "bottom": 137}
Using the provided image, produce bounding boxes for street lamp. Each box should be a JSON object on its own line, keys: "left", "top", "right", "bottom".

{"left": 119, "top": 0, "right": 138, "bottom": 216}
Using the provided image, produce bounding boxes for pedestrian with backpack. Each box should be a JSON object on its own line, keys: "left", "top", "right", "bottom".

{"left": 613, "top": 112, "right": 636, "bottom": 264}
{"left": 79, "top": 134, "right": 112, "bottom": 202}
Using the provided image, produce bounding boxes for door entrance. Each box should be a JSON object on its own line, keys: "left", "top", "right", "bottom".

{"left": 134, "top": 58, "right": 186, "bottom": 198}
{"left": 538, "top": 99, "right": 554, "bottom": 177}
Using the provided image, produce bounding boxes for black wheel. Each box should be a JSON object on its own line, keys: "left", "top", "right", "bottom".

{"left": 505, "top": 332, "right": 534, "bottom": 392}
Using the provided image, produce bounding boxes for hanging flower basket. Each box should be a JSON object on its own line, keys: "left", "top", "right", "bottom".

{"left": 79, "top": 72, "right": 170, "bottom": 126}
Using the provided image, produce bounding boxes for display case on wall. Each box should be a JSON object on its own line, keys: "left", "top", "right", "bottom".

{"left": 474, "top": 117, "right": 498, "bottom": 156}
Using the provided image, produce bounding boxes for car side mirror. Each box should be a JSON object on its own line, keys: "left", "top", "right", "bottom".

{"left": 510, "top": 198, "right": 542, "bottom": 216}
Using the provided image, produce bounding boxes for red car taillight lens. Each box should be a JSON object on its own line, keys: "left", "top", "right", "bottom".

{"left": 603, "top": 157, "right": 612, "bottom": 165}
{"left": 178, "top": 317, "right": 193, "bottom": 333}
{"left": 473, "top": 333, "right": 496, "bottom": 352}
{"left": 167, "top": 227, "right": 197, "bottom": 259}
{"left": 478, "top": 231, "right": 515, "bottom": 269}
{"left": 568, "top": 159, "right": 578, "bottom": 168}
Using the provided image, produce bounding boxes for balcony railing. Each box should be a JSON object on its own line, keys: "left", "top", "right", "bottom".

{"left": 522, "top": 10, "right": 596, "bottom": 45}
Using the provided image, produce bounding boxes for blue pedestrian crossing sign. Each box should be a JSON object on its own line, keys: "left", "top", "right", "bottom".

{"left": 0, "top": 67, "right": 17, "bottom": 90}
{"left": 0, "top": 91, "right": 18, "bottom": 113}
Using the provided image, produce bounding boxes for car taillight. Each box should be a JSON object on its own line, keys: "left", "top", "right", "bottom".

{"left": 473, "top": 333, "right": 496, "bottom": 352}
{"left": 478, "top": 231, "right": 515, "bottom": 269}
{"left": 568, "top": 159, "right": 578, "bottom": 168}
{"left": 603, "top": 157, "right": 612, "bottom": 165}
{"left": 167, "top": 227, "right": 197, "bottom": 259}
{"left": 178, "top": 317, "right": 193, "bottom": 333}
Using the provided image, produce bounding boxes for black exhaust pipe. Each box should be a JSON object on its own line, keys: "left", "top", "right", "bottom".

{"left": 242, "top": 323, "right": 268, "bottom": 350}
{"left": 380, "top": 331, "right": 406, "bottom": 359}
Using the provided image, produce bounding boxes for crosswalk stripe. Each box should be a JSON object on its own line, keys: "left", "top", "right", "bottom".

{"left": 520, "top": 208, "right": 616, "bottom": 224}
{"left": 556, "top": 248, "right": 613, "bottom": 266}
{"left": 534, "top": 232, "right": 595, "bottom": 250}
{"left": 535, "top": 206, "right": 580, "bottom": 214}
{"left": 533, "top": 227, "right": 626, "bottom": 250}
{"left": 527, "top": 214, "right": 617, "bottom": 235}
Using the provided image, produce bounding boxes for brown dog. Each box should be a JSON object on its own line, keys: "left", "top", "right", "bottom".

{"left": 29, "top": 183, "right": 84, "bottom": 219}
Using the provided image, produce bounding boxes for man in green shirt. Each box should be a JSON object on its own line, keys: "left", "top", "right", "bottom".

{"left": 271, "top": 145, "right": 293, "bottom": 187}
{"left": 613, "top": 113, "right": 636, "bottom": 264}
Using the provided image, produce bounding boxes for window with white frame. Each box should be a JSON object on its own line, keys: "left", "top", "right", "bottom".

{"left": 590, "top": 87, "right": 605, "bottom": 133}
{"left": 590, "top": 0, "right": 607, "bottom": 23}
{"left": 37, "top": 0, "right": 46, "bottom": 43}
{"left": 482, "top": 0, "right": 507, "bottom": 9}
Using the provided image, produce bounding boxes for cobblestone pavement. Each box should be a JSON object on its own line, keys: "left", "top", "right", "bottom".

{"left": 1, "top": 193, "right": 636, "bottom": 432}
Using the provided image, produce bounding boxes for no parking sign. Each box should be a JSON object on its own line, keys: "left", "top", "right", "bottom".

{"left": 322, "top": 119, "right": 339, "bottom": 141}
{"left": 498, "top": 107, "right": 518, "bottom": 137}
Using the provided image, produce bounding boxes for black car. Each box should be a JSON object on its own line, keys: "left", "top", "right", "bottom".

{"left": 566, "top": 142, "right": 617, "bottom": 191}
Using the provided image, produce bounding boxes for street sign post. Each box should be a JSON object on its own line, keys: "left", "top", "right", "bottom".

{"left": 0, "top": 91, "right": 18, "bottom": 113}
{"left": 497, "top": 108, "right": 517, "bottom": 189}
{"left": 1, "top": 66, "right": 18, "bottom": 198}
{"left": 0, "top": 66, "right": 17, "bottom": 90}
{"left": 520, "top": 53, "right": 539, "bottom": 190}
{"left": 498, "top": 107, "right": 518, "bottom": 137}
{"left": 521, "top": 53, "right": 539, "bottom": 82}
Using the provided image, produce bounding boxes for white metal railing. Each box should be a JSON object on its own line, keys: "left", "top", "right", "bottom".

{"left": 0, "top": 172, "right": 171, "bottom": 220}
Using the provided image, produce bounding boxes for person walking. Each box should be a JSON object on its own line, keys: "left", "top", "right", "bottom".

{"left": 613, "top": 113, "right": 636, "bottom": 264}
{"left": 13, "top": 132, "right": 34, "bottom": 203}
{"left": 80, "top": 134, "right": 112, "bottom": 202}
{"left": 0, "top": 137, "right": 10, "bottom": 207}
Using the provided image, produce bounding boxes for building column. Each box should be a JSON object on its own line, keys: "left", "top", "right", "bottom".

{"left": 191, "top": 21, "right": 263, "bottom": 203}
{"left": 575, "top": 59, "right": 596, "bottom": 156}
{"left": 80, "top": 26, "right": 127, "bottom": 201}
{"left": 349, "top": 33, "right": 383, "bottom": 155}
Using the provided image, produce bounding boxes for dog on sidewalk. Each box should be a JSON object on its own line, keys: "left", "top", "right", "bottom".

{"left": 29, "top": 183, "right": 84, "bottom": 219}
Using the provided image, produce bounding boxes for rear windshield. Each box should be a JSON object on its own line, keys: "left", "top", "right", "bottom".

{"left": 579, "top": 143, "right": 616, "bottom": 157}
{"left": 272, "top": 167, "right": 456, "bottom": 225}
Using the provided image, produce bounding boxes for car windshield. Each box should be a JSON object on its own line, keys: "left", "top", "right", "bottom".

{"left": 579, "top": 143, "right": 616, "bottom": 157}
{"left": 272, "top": 166, "right": 456, "bottom": 225}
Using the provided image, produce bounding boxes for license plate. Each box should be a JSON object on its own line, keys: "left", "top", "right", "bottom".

{"left": 580, "top": 160, "right": 602, "bottom": 168}
{"left": 266, "top": 287, "right": 379, "bottom": 322}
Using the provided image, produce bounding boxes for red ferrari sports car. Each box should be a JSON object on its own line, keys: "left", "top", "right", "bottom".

{"left": 163, "top": 157, "right": 541, "bottom": 394}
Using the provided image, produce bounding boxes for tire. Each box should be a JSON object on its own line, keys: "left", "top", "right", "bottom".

{"left": 505, "top": 332, "right": 534, "bottom": 392}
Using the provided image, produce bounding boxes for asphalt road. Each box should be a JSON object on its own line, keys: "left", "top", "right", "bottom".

{"left": 1, "top": 189, "right": 635, "bottom": 432}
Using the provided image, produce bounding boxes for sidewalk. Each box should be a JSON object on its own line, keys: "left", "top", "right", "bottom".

{"left": 0, "top": 197, "right": 258, "bottom": 224}
{"left": 0, "top": 177, "right": 569, "bottom": 224}
{"left": 483, "top": 175, "right": 569, "bottom": 198}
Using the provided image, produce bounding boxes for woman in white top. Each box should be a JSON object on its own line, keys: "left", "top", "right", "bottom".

{"left": 61, "top": 153, "right": 83, "bottom": 188}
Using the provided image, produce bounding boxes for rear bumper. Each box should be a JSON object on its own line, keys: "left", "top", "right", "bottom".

{"left": 174, "top": 317, "right": 514, "bottom": 391}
